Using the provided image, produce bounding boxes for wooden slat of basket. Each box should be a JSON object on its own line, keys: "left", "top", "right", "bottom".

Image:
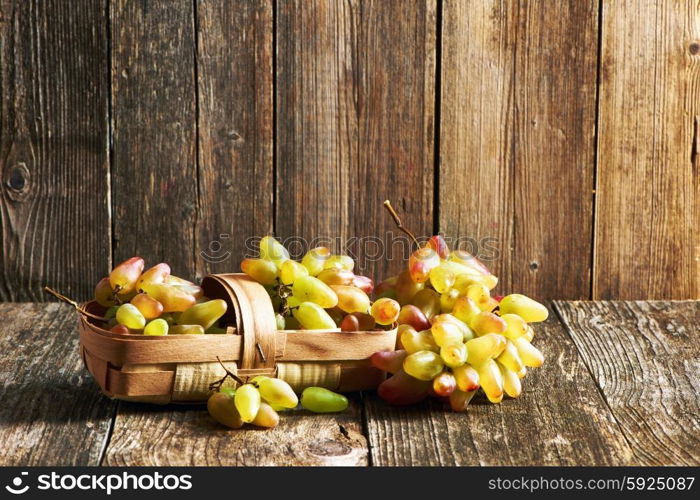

{"left": 279, "top": 330, "right": 396, "bottom": 361}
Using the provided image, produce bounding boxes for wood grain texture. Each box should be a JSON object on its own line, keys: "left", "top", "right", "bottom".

{"left": 111, "top": 0, "right": 198, "bottom": 278}
{"left": 0, "top": 303, "right": 116, "bottom": 465}
{"left": 0, "top": 0, "right": 110, "bottom": 301}
{"left": 364, "top": 310, "right": 634, "bottom": 466}
{"left": 195, "top": 0, "right": 273, "bottom": 278}
{"left": 439, "top": 0, "right": 598, "bottom": 301}
{"left": 276, "top": 0, "right": 436, "bottom": 281}
{"left": 594, "top": 0, "right": 700, "bottom": 299}
{"left": 554, "top": 300, "right": 700, "bottom": 465}
{"left": 104, "top": 398, "right": 368, "bottom": 466}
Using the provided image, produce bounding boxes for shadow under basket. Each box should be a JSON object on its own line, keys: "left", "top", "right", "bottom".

{"left": 78, "top": 273, "right": 397, "bottom": 404}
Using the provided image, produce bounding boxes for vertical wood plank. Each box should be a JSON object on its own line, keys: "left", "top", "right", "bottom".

{"left": 195, "top": 0, "right": 273, "bottom": 277}
{"left": 111, "top": 0, "right": 198, "bottom": 277}
{"left": 276, "top": 0, "right": 436, "bottom": 280}
{"left": 439, "top": 0, "right": 598, "bottom": 300}
{"left": 594, "top": 0, "right": 700, "bottom": 299}
{"left": 0, "top": 0, "right": 110, "bottom": 301}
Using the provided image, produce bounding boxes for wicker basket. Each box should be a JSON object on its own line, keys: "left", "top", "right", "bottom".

{"left": 78, "top": 273, "right": 397, "bottom": 404}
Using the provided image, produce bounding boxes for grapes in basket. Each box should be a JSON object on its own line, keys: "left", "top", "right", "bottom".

{"left": 93, "top": 258, "right": 228, "bottom": 335}
{"left": 370, "top": 201, "right": 547, "bottom": 412}
{"left": 241, "top": 236, "right": 401, "bottom": 331}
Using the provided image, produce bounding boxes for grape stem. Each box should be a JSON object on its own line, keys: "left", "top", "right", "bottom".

{"left": 43, "top": 286, "right": 109, "bottom": 322}
{"left": 208, "top": 356, "right": 246, "bottom": 392}
{"left": 383, "top": 200, "right": 419, "bottom": 248}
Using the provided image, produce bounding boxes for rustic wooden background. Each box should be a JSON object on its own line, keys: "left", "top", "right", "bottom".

{"left": 1, "top": 0, "right": 698, "bottom": 303}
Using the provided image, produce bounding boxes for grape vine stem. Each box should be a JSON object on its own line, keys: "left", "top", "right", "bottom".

{"left": 383, "top": 200, "right": 419, "bottom": 248}
{"left": 43, "top": 286, "right": 109, "bottom": 322}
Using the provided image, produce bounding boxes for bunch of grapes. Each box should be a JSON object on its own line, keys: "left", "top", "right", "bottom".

{"left": 94, "top": 257, "right": 228, "bottom": 336}
{"left": 370, "top": 218, "right": 547, "bottom": 410}
{"left": 241, "top": 236, "right": 400, "bottom": 331}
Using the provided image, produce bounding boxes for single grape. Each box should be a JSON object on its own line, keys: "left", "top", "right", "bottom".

{"left": 370, "top": 349, "right": 408, "bottom": 374}
{"left": 208, "top": 391, "right": 244, "bottom": 429}
{"left": 177, "top": 299, "right": 228, "bottom": 330}
{"left": 300, "top": 387, "right": 349, "bottom": 413}
{"left": 292, "top": 276, "right": 338, "bottom": 308}
{"left": 351, "top": 275, "right": 374, "bottom": 294}
{"left": 395, "top": 270, "right": 424, "bottom": 305}
{"left": 110, "top": 324, "right": 130, "bottom": 334}
{"left": 257, "top": 378, "right": 298, "bottom": 408}
{"left": 465, "top": 284, "right": 498, "bottom": 312}
{"left": 143, "top": 318, "right": 169, "bottom": 336}
{"left": 293, "top": 302, "right": 337, "bottom": 330}
{"left": 400, "top": 326, "right": 439, "bottom": 354}
{"left": 235, "top": 384, "right": 261, "bottom": 422}
{"left": 499, "top": 294, "right": 549, "bottom": 322}
{"left": 104, "top": 305, "right": 119, "bottom": 319}
{"left": 323, "top": 254, "right": 354, "bottom": 271}
{"left": 432, "top": 372, "right": 457, "bottom": 397}
{"left": 301, "top": 247, "right": 331, "bottom": 276}
{"left": 136, "top": 263, "right": 170, "bottom": 289}
{"left": 332, "top": 285, "right": 370, "bottom": 314}
{"left": 429, "top": 265, "right": 455, "bottom": 294}
{"left": 496, "top": 340, "right": 524, "bottom": 372}
{"left": 130, "top": 293, "right": 164, "bottom": 320}
{"left": 500, "top": 363, "right": 522, "bottom": 398}
{"left": 317, "top": 268, "right": 354, "bottom": 286}
{"left": 512, "top": 336, "right": 544, "bottom": 367}
{"left": 449, "top": 388, "right": 477, "bottom": 412}
{"left": 408, "top": 247, "right": 440, "bottom": 283}
{"left": 523, "top": 325, "right": 535, "bottom": 342}
{"left": 470, "top": 311, "right": 507, "bottom": 336}
{"left": 370, "top": 297, "right": 401, "bottom": 325}
{"left": 116, "top": 303, "right": 146, "bottom": 330}
{"left": 169, "top": 324, "right": 205, "bottom": 335}
{"left": 280, "top": 259, "right": 309, "bottom": 285}
{"left": 168, "top": 283, "right": 204, "bottom": 299}
{"left": 377, "top": 368, "right": 431, "bottom": 405}
{"left": 259, "top": 236, "right": 290, "bottom": 269}
{"left": 426, "top": 235, "right": 450, "bottom": 259}
{"left": 478, "top": 359, "right": 504, "bottom": 403}
{"left": 501, "top": 313, "right": 528, "bottom": 339}
{"left": 140, "top": 282, "right": 196, "bottom": 312}
{"left": 340, "top": 313, "right": 360, "bottom": 331}
{"left": 452, "top": 296, "right": 481, "bottom": 324}
{"left": 440, "top": 289, "right": 460, "bottom": 313}
{"left": 94, "top": 277, "right": 117, "bottom": 307}
{"left": 251, "top": 402, "right": 280, "bottom": 428}
{"left": 440, "top": 343, "right": 468, "bottom": 368}
{"left": 465, "top": 333, "right": 507, "bottom": 366}
{"left": 241, "top": 258, "right": 278, "bottom": 285}
{"left": 430, "top": 321, "right": 463, "bottom": 347}
{"left": 452, "top": 364, "right": 480, "bottom": 392}
{"left": 410, "top": 288, "right": 442, "bottom": 319}
{"left": 275, "top": 313, "right": 286, "bottom": 330}
{"left": 109, "top": 257, "right": 144, "bottom": 295}
{"left": 403, "top": 350, "right": 444, "bottom": 381}
{"left": 397, "top": 304, "right": 431, "bottom": 331}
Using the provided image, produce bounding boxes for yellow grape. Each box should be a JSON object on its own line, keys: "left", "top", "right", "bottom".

{"left": 208, "top": 392, "right": 244, "bottom": 429}
{"left": 465, "top": 284, "right": 497, "bottom": 312}
{"left": 429, "top": 265, "right": 455, "bottom": 294}
{"left": 500, "top": 363, "right": 522, "bottom": 398}
{"left": 251, "top": 402, "right": 280, "bottom": 428}
{"left": 170, "top": 283, "right": 204, "bottom": 299}
{"left": 109, "top": 257, "right": 144, "bottom": 295}
{"left": 432, "top": 314, "right": 474, "bottom": 341}
{"left": 165, "top": 275, "right": 195, "bottom": 286}
{"left": 517, "top": 366, "right": 527, "bottom": 378}
{"left": 259, "top": 236, "right": 290, "bottom": 269}
{"left": 301, "top": 387, "right": 349, "bottom": 413}
{"left": 140, "top": 282, "right": 196, "bottom": 312}
{"left": 235, "top": 384, "right": 261, "bottom": 423}
{"left": 440, "top": 343, "right": 468, "bottom": 368}
{"left": 257, "top": 378, "right": 298, "bottom": 408}
{"left": 512, "top": 337, "right": 544, "bottom": 367}
{"left": 501, "top": 313, "right": 528, "bottom": 339}
{"left": 116, "top": 304, "right": 146, "bottom": 330}
{"left": 136, "top": 263, "right": 170, "bottom": 289}
{"left": 478, "top": 359, "right": 504, "bottom": 403}
{"left": 323, "top": 254, "right": 354, "bottom": 271}
{"left": 301, "top": 247, "right": 330, "bottom": 276}
{"left": 94, "top": 278, "right": 117, "bottom": 307}
{"left": 496, "top": 340, "right": 524, "bottom": 373}
{"left": 241, "top": 258, "right": 278, "bottom": 285}
{"left": 292, "top": 276, "right": 338, "bottom": 308}
{"left": 523, "top": 325, "right": 535, "bottom": 342}
{"left": 317, "top": 268, "right": 354, "bottom": 286}
{"left": 430, "top": 321, "right": 463, "bottom": 347}
{"left": 332, "top": 285, "right": 370, "bottom": 314}
{"left": 403, "top": 350, "right": 444, "bottom": 381}
{"left": 401, "top": 327, "right": 439, "bottom": 354}
{"left": 465, "top": 333, "right": 507, "bottom": 366}
{"left": 498, "top": 294, "right": 549, "bottom": 322}
{"left": 280, "top": 259, "right": 309, "bottom": 285}
{"left": 453, "top": 364, "right": 480, "bottom": 392}
{"left": 144, "top": 318, "right": 169, "bottom": 336}
{"left": 410, "top": 288, "right": 442, "bottom": 319}
{"left": 130, "top": 293, "right": 164, "bottom": 320}
{"left": 408, "top": 247, "right": 440, "bottom": 283}
{"left": 452, "top": 296, "right": 480, "bottom": 324}
{"left": 440, "top": 289, "right": 460, "bottom": 313}
{"left": 370, "top": 298, "right": 401, "bottom": 325}
{"left": 293, "top": 302, "right": 337, "bottom": 330}
{"left": 178, "top": 299, "right": 228, "bottom": 330}
{"left": 169, "top": 324, "right": 205, "bottom": 335}
{"left": 470, "top": 311, "right": 507, "bottom": 336}
{"left": 432, "top": 372, "right": 457, "bottom": 396}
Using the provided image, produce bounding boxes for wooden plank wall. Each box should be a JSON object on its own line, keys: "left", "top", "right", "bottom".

{"left": 0, "top": 0, "right": 697, "bottom": 302}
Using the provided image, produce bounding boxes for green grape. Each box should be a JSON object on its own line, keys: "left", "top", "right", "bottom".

{"left": 234, "top": 384, "right": 261, "bottom": 422}
{"left": 104, "top": 305, "right": 119, "bottom": 319}
{"left": 208, "top": 391, "right": 244, "bottom": 429}
{"left": 259, "top": 236, "right": 290, "bottom": 269}
{"left": 109, "top": 257, "right": 144, "bottom": 295}
{"left": 293, "top": 302, "right": 337, "bottom": 330}
{"left": 130, "top": 293, "right": 164, "bottom": 320}
{"left": 94, "top": 278, "right": 117, "bottom": 307}
{"left": 512, "top": 336, "right": 544, "bottom": 367}
{"left": 177, "top": 299, "right": 228, "bottom": 330}
{"left": 400, "top": 326, "right": 439, "bottom": 354}
{"left": 292, "top": 276, "right": 338, "bottom": 308}
{"left": 466, "top": 333, "right": 507, "bottom": 367}
{"left": 430, "top": 321, "right": 463, "bottom": 347}
{"left": 332, "top": 285, "right": 370, "bottom": 314}
{"left": 140, "top": 282, "right": 196, "bottom": 312}
{"left": 403, "top": 350, "right": 444, "bottom": 381}
{"left": 205, "top": 325, "right": 227, "bottom": 334}
{"left": 136, "top": 263, "right": 170, "bottom": 289}
{"left": 279, "top": 259, "right": 309, "bottom": 285}
{"left": 410, "top": 288, "right": 441, "bottom": 319}
{"left": 499, "top": 294, "right": 549, "bottom": 322}
{"left": 496, "top": 340, "right": 524, "bottom": 372}
{"left": 169, "top": 324, "right": 205, "bottom": 335}
{"left": 241, "top": 258, "right": 278, "bottom": 285}
{"left": 323, "top": 254, "right": 354, "bottom": 271}
{"left": 301, "top": 247, "right": 330, "bottom": 276}
{"left": 143, "top": 318, "right": 168, "bottom": 336}
{"left": 116, "top": 304, "right": 146, "bottom": 330}
{"left": 252, "top": 402, "right": 280, "bottom": 428}
{"left": 500, "top": 363, "right": 522, "bottom": 398}
{"left": 220, "top": 386, "right": 236, "bottom": 398}
{"left": 478, "top": 359, "right": 504, "bottom": 403}
{"left": 300, "top": 387, "right": 348, "bottom": 413}
{"left": 275, "top": 313, "right": 286, "bottom": 330}
{"left": 440, "top": 343, "right": 468, "bottom": 368}
{"left": 395, "top": 270, "right": 424, "bottom": 305}
{"left": 257, "top": 378, "right": 298, "bottom": 408}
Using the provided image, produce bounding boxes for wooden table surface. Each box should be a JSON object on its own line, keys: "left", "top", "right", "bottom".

{"left": 0, "top": 301, "right": 698, "bottom": 466}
